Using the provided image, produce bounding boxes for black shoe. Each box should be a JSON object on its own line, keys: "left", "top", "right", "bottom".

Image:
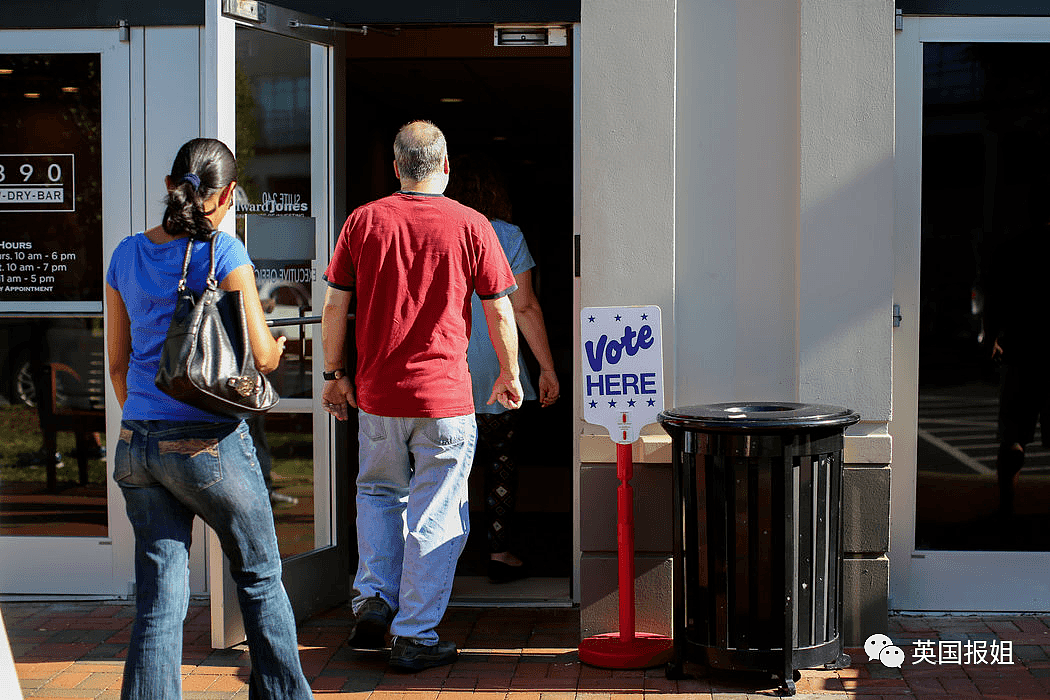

{"left": 388, "top": 636, "right": 458, "bottom": 671}
{"left": 349, "top": 593, "right": 393, "bottom": 649}
{"left": 488, "top": 559, "right": 530, "bottom": 584}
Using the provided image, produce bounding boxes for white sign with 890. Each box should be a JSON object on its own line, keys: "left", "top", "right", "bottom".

{"left": 0, "top": 154, "right": 75, "bottom": 212}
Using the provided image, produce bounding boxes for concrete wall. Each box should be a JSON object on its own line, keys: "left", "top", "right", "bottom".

{"left": 674, "top": 0, "right": 801, "bottom": 404}
{"left": 578, "top": 0, "right": 894, "bottom": 647}
{"left": 798, "top": 0, "right": 895, "bottom": 643}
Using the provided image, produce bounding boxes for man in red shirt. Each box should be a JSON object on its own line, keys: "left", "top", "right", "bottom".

{"left": 320, "top": 121, "right": 522, "bottom": 671}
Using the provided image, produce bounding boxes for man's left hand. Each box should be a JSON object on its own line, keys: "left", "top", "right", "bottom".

{"left": 322, "top": 375, "right": 356, "bottom": 421}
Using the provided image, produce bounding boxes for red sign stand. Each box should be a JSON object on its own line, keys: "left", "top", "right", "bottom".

{"left": 578, "top": 442, "right": 673, "bottom": 669}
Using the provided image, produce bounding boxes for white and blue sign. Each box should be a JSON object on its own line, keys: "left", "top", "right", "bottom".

{"left": 581, "top": 305, "right": 663, "bottom": 444}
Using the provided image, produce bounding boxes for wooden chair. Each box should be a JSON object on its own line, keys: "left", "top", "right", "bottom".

{"left": 32, "top": 362, "right": 106, "bottom": 492}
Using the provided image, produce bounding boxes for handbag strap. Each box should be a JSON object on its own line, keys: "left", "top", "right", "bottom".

{"left": 176, "top": 233, "right": 219, "bottom": 292}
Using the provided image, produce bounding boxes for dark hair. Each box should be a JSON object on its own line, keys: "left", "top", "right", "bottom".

{"left": 162, "top": 138, "right": 237, "bottom": 240}
{"left": 445, "top": 153, "right": 513, "bottom": 223}
{"left": 393, "top": 120, "right": 447, "bottom": 182}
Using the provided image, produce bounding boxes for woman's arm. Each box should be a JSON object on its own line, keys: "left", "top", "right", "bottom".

{"left": 220, "top": 264, "right": 285, "bottom": 373}
{"left": 105, "top": 283, "right": 131, "bottom": 408}
{"left": 509, "top": 268, "right": 560, "bottom": 406}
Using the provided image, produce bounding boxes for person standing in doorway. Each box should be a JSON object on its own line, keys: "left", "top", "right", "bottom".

{"left": 983, "top": 223, "right": 1050, "bottom": 522}
{"left": 445, "top": 154, "right": 560, "bottom": 583}
{"left": 320, "top": 121, "right": 522, "bottom": 671}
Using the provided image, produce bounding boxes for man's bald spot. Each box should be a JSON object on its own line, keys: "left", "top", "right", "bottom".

{"left": 394, "top": 121, "right": 447, "bottom": 183}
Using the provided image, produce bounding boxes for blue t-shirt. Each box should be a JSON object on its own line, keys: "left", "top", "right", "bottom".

{"left": 467, "top": 219, "right": 538, "bottom": 414}
{"left": 106, "top": 231, "right": 253, "bottom": 421}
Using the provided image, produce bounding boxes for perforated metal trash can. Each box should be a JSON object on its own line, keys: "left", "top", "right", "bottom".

{"left": 657, "top": 403, "right": 860, "bottom": 696}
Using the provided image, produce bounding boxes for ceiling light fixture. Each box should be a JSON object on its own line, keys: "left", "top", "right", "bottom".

{"left": 440, "top": 97, "right": 464, "bottom": 103}
{"left": 24, "top": 92, "right": 40, "bottom": 99}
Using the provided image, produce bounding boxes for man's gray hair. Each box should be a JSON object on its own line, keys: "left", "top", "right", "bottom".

{"left": 393, "top": 121, "right": 447, "bottom": 182}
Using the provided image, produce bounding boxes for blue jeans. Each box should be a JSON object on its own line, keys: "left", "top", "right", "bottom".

{"left": 354, "top": 411, "right": 476, "bottom": 644}
{"left": 114, "top": 419, "right": 312, "bottom": 700}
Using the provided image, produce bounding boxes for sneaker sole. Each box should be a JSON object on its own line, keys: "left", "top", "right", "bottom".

{"left": 388, "top": 652, "right": 457, "bottom": 672}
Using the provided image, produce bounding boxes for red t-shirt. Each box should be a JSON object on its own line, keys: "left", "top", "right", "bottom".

{"left": 324, "top": 192, "right": 517, "bottom": 417}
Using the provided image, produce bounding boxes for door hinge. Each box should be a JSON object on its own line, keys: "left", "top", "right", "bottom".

{"left": 893, "top": 303, "right": 902, "bottom": 328}
{"left": 895, "top": 9, "right": 903, "bottom": 32}
{"left": 118, "top": 19, "right": 130, "bottom": 43}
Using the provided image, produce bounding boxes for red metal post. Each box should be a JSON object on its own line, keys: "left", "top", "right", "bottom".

{"left": 617, "top": 441, "right": 635, "bottom": 642}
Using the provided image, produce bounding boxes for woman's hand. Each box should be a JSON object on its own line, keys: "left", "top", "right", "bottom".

{"left": 538, "top": 369, "right": 559, "bottom": 407}
{"left": 221, "top": 264, "right": 284, "bottom": 372}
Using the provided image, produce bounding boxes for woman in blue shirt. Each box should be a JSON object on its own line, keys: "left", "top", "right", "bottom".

{"left": 447, "top": 154, "right": 560, "bottom": 583}
{"left": 106, "top": 138, "right": 311, "bottom": 699}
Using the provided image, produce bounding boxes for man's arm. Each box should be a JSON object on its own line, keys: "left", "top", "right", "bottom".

{"left": 320, "top": 286, "right": 356, "bottom": 420}
{"left": 481, "top": 294, "right": 524, "bottom": 410}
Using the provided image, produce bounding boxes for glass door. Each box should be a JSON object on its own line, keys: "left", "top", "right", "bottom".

{"left": 210, "top": 6, "right": 349, "bottom": 646}
{"left": 892, "top": 16, "right": 1050, "bottom": 610}
{"left": 0, "top": 29, "right": 130, "bottom": 595}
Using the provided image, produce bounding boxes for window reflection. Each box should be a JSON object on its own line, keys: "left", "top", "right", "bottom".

{"left": 253, "top": 412, "right": 315, "bottom": 558}
{"left": 235, "top": 26, "right": 316, "bottom": 402}
{"left": 0, "top": 53, "right": 103, "bottom": 311}
{"left": 918, "top": 43, "right": 1050, "bottom": 551}
{"left": 235, "top": 26, "right": 317, "bottom": 559}
{"left": 0, "top": 318, "right": 106, "bottom": 536}
{"left": 0, "top": 52, "right": 106, "bottom": 536}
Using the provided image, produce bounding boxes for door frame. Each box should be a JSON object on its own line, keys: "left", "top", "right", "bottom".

{"left": 207, "top": 0, "right": 350, "bottom": 646}
{"left": 0, "top": 27, "right": 132, "bottom": 596}
{"left": 891, "top": 14, "right": 1050, "bottom": 611}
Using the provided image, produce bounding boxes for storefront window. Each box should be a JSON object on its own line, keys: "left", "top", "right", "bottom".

{"left": 0, "top": 53, "right": 106, "bottom": 536}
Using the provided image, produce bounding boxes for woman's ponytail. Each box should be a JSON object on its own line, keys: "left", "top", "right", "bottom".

{"left": 161, "top": 139, "right": 237, "bottom": 240}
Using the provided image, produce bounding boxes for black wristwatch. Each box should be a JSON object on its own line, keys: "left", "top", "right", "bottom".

{"left": 322, "top": 368, "right": 346, "bottom": 381}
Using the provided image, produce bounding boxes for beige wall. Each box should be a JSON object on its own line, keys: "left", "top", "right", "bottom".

{"left": 577, "top": 0, "right": 894, "bottom": 646}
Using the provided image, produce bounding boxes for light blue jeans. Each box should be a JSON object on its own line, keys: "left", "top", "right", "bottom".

{"left": 354, "top": 410, "right": 476, "bottom": 644}
{"left": 114, "top": 419, "right": 312, "bottom": 700}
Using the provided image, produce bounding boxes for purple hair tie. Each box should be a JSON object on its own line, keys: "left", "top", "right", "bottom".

{"left": 181, "top": 173, "right": 201, "bottom": 190}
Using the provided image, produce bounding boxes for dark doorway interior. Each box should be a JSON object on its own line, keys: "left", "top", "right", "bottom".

{"left": 917, "top": 42, "right": 1050, "bottom": 552}
{"left": 343, "top": 26, "right": 575, "bottom": 598}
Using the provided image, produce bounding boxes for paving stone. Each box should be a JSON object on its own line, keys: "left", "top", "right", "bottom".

{"left": 17, "top": 603, "right": 1050, "bottom": 699}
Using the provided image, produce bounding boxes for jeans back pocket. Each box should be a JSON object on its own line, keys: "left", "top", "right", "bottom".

{"left": 157, "top": 436, "right": 224, "bottom": 491}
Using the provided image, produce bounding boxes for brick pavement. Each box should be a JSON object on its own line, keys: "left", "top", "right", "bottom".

{"left": 5, "top": 600, "right": 1050, "bottom": 699}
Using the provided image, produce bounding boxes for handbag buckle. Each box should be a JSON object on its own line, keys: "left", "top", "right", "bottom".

{"left": 228, "top": 375, "right": 257, "bottom": 397}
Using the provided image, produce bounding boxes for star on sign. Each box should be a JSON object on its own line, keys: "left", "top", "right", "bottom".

{"left": 608, "top": 400, "right": 617, "bottom": 407}
{"left": 627, "top": 399, "right": 636, "bottom": 407}
{"left": 589, "top": 400, "right": 598, "bottom": 408}
{"left": 614, "top": 314, "right": 622, "bottom": 321}
{"left": 647, "top": 399, "right": 656, "bottom": 406}
{"left": 641, "top": 313, "right": 648, "bottom": 320}
{"left": 588, "top": 315, "right": 595, "bottom": 322}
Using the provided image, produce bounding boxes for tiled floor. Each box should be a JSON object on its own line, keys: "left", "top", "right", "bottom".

{"left": 6, "top": 599, "right": 1050, "bottom": 699}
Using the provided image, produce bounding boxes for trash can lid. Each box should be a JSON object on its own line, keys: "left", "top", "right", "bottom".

{"left": 658, "top": 402, "right": 860, "bottom": 432}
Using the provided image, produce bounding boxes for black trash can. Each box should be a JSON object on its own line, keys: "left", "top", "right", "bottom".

{"left": 658, "top": 402, "right": 860, "bottom": 696}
